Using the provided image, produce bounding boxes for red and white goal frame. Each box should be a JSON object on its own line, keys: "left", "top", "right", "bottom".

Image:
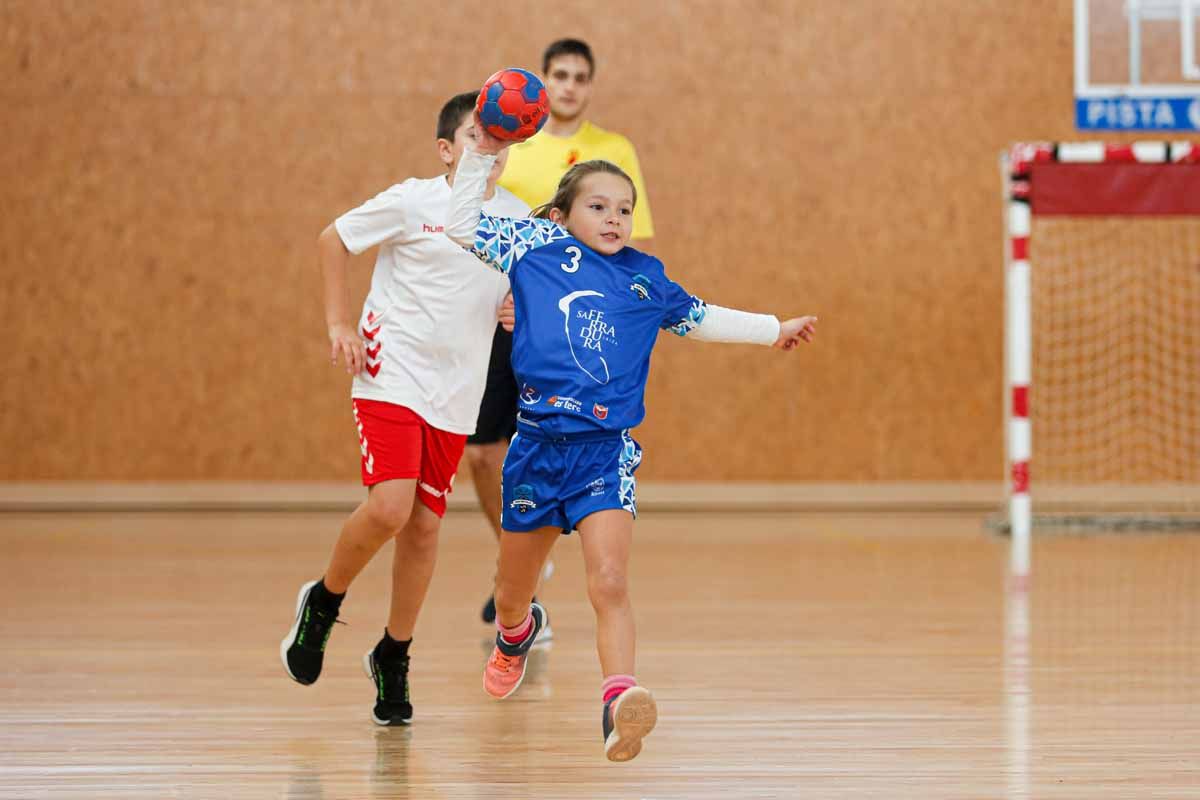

{"left": 1002, "top": 141, "right": 1200, "bottom": 582}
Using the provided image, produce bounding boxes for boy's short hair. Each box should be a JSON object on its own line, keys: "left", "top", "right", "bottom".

{"left": 436, "top": 91, "right": 479, "bottom": 141}
{"left": 542, "top": 38, "right": 595, "bottom": 77}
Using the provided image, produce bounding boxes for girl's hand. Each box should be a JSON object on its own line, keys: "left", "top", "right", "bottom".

{"left": 472, "top": 110, "right": 519, "bottom": 156}
{"left": 329, "top": 322, "right": 366, "bottom": 374}
{"left": 773, "top": 316, "right": 818, "bottom": 351}
{"left": 498, "top": 292, "right": 516, "bottom": 332}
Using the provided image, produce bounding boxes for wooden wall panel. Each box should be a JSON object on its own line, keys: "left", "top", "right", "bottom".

{"left": 0, "top": 1, "right": 1124, "bottom": 480}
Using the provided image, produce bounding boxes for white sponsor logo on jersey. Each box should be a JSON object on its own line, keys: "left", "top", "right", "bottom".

{"left": 558, "top": 290, "right": 617, "bottom": 385}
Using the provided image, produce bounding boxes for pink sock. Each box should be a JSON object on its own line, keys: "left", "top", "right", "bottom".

{"left": 498, "top": 613, "right": 533, "bottom": 645}
{"left": 602, "top": 674, "right": 637, "bottom": 704}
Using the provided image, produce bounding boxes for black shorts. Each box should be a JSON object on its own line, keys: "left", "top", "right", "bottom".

{"left": 467, "top": 324, "right": 519, "bottom": 445}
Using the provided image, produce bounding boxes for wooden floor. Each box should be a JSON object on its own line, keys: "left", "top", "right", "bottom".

{"left": 1, "top": 510, "right": 1196, "bottom": 798}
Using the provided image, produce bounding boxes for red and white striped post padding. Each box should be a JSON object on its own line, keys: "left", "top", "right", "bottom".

{"left": 1005, "top": 146, "right": 1034, "bottom": 584}
{"left": 1010, "top": 141, "right": 1199, "bottom": 171}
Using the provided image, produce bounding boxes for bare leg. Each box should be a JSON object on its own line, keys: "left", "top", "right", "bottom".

{"left": 385, "top": 499, "right": 443, "bottom": 640}
{"left": 494, "top": 526, "right": 561, "bottom": 628}
{"left": 465, "top": 442, "right": 507, "bottom": 542}
{"left": 323, "top": 479, "right": 417, "bottom": 594}
{"left": 577, "top": 509, "right": 636, "bottom": 676}
{"left": 467, "top": 441, "right": 552, "bottom": 606}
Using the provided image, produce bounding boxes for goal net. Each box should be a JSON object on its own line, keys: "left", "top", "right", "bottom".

{"left": 1002, "top": 142, "right": 1200, "bottom": 575}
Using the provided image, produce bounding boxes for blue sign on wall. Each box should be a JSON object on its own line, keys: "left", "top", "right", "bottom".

{"left": 1076, "top": 96, "right": 1200, "bottom": 131}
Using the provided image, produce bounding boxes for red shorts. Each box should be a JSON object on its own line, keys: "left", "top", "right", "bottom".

{"left": 352, "top": 399, "right": 466, "bottom": 517}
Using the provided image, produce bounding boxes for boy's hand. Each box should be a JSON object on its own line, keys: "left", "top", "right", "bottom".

{"left": 329, "top": 322, "right": 366, "bottom": 374}
{"left": 773, "top": 316, "right": 818, "bottom": 351}
{"left": 472, "top": 110, "right": 519, "bottom": 156}
{"left": 499, "top": 292, "right": 516, "bottom": 332}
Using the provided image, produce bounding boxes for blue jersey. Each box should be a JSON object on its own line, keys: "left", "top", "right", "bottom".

{"left": 468, "top": 215, "right": 706, "bottom": 436}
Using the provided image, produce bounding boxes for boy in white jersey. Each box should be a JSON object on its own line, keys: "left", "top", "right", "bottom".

{"left": 279, "top": 92, "right": 529, "bottom": 726}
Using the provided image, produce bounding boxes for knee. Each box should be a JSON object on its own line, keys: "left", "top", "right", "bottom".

{"left": 365, "top": 488, "right": 413, "bottom": 534}
{"left": 466, "top": 443, "right": 505, "bottom": 474}
{"left": 398, "top": 509, "right": 440, "bottom": 553}
{"left": 587, "top": 564, "right": 629, "bottom": 610}
{"left": 464, "top": 445, "right": 487, "bottom": 472}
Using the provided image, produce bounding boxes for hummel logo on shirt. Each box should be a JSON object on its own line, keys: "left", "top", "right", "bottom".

{"left": 422, "top": 223, "right": 445, "bottom": 233}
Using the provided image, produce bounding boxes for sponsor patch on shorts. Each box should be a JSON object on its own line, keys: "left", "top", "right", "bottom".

{"left": 510, "top": 483, "right": 537, "bottom": 514}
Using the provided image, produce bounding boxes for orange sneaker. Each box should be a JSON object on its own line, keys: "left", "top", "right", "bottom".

{"left": 483, "top": 602, "right": 546, "bottom": 699}
{"left": 602, "top": 686, "right": 658, "bottom": 762}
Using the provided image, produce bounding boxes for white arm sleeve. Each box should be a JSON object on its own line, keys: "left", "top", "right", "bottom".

{"left": 443, "top": 146, "right": 570, "bottom": 274}
{"left": 688, "top": 304, "right": 780, "bottom": 345}
{"left": 445, "top": 147, "right": 496, "bottom": 247}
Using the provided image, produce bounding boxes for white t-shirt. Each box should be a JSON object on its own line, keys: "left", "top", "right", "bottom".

{"left": 335, "top": 175, "right": 530, "bottom": 434}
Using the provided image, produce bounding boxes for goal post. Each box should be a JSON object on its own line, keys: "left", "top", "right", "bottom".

{"left": 1002, "top": 141, "right": 1200, "bottom": 580}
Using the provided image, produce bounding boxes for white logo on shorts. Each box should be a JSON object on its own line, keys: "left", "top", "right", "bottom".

{"left": 353, "top": 402, "right": 374, "bottom": 475}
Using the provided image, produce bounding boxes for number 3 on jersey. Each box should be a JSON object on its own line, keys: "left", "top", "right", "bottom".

{"left": 560, "top": 246, "right": 582, "bottom": 273}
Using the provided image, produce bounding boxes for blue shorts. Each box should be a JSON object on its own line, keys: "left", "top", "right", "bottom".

{"left": 501, "top": 426, "right": 643, "bottom": 533}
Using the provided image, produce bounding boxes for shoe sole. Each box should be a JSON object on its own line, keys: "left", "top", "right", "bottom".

{"left": 280, "top": 579, "right": 319, "bottom": 685}
{"left": 362, "top": 652, "right": 413, "bottom": 726}
{"left": 605, "top": 687, "right": 657, "bottom": 763}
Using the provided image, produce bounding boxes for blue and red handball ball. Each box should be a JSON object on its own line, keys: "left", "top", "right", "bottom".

{"left": 476, "top": 68, "right": 549, "bottom": 141}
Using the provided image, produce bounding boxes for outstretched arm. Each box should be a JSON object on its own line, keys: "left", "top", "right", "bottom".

{"left": 683, "top": 305, "right": 817, "bottom": 350}
{"left": 771, "top": 315, "right": 818, "bottom": 350}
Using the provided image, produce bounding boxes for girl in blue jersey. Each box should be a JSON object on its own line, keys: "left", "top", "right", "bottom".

{"left": 446, "top": 110, "right": 817, "bottom": 763}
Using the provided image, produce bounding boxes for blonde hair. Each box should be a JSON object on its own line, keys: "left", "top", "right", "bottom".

{"left": 531, "top": 160, "right": 637, "bottom": 221}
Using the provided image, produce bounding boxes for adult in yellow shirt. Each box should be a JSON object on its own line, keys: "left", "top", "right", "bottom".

{"left": 469, "top": 38, "right": 656, "bottom": 629}
{"left": 499, "top": 38, "right": 655, "bottom": 243}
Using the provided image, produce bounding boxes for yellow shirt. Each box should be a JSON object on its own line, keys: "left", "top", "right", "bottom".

{"left": 498, "top": 120, "right": 655, "bottom": 239}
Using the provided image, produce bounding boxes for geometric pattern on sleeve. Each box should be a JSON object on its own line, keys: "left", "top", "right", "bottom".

{"left": 665, "top": 296, "right": 708, "bottom": 337}
{"left": 472, "top": 214, "right": 571, "bottom": 274}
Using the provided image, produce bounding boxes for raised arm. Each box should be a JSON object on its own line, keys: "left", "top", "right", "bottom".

{"left": 444, "top": 146, "right": 495, "bottom": 250}
{"left": 445, "top": 146, "right": 569, "bottom": 274}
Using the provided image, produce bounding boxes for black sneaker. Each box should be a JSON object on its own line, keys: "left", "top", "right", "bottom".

{"left": 280, "top": 579, "right": 341, "bottom": 685}
{"left": 602, "top": 686, "right": 658, "bottom": 762}
{"left": 363, "top": 648, "right": 413, "bottom": 726}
